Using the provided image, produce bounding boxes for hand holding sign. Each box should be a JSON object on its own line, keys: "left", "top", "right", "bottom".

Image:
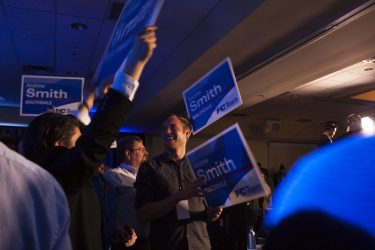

{"left": 207, "top": 206, "right": 223, "bottom": 222}
{"left": 122, "top": 25, "right": 158, "bottom": 81}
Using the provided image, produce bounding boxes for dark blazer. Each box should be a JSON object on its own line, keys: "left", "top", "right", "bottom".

{"left": 40, "top": 89, "right": 132, "bottom": 250}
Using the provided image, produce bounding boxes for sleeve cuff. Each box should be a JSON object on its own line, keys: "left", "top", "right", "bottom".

{"left": 111, "top": 71, "right": 139, "bottom": 102}
{"left": 73, "top": 109, "right": 91, "bottom": 125}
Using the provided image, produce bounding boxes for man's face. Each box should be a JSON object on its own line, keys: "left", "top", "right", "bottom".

{"left": 328, "top": 127, "right": 337, "bottom": 138}
{"left": 128, "top": 141, "right": 148, "bottom": 168}
{"left": 161, "top": 116, "right": 190, "bottom": 151}
{"left": 348, "top": 116, "right": 362, "bottom": 132}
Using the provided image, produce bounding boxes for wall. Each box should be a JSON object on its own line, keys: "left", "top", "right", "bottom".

{"left": 144, "top": 131, "right": 318, "bottom": 174}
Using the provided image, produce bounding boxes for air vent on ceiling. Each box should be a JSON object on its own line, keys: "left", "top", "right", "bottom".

{"left": 23, "top": 65, "right": 54, "bottom": 75}
{"left": 109, "top": 2, "right": 126, "bottom": 20}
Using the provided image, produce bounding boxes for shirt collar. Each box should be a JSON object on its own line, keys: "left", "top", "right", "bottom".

{"left": 161, "top": 151, "right": 187, "bottom": 165}
{"left": 119, "top": 162, "right": 138, "bottom": 176}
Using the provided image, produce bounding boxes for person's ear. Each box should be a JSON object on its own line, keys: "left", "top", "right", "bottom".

{"left": 124, "top": 150, "right": 131, "bottom": 160}
{"left": 185, "top": 129, "right": 192, "bottom": 141}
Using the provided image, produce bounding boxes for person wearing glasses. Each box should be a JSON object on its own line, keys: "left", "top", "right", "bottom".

{"left": 104, "top": 136, "right": 150, "bottom": 250}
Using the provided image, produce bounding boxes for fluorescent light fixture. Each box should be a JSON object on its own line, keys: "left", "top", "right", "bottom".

{"left": 361, "top": 116, "right": 375, "bottom": 134}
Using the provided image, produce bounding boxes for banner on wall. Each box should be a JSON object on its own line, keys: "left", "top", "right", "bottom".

{"left": 20, "top": 75, "right": 84, "bottom": 116}
{"left": 183, "top": 58, "right": 242, "bottom": 134}
{"left": 95, "top": 0, "right": 164, "bottom": 82}
{"left": 186, "top": 123, "right": 270, "bottom": 208}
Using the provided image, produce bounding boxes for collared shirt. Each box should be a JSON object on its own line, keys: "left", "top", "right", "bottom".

{"left": 104, "top": 163, "right": 149, "bottom": 240}
{"left": 0, "top": 142, "right": 71, "bottom": 250}
{"left": 135, "top": 152, "right": 211, "bottom": 250}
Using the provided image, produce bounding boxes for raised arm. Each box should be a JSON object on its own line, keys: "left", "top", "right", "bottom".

{"left": 54, "top": 26, "right": 157, "bottom": 190}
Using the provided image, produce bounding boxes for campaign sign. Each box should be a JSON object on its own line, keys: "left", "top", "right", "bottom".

{"left": 183, "top": 58, "right": 242, "bottom": 134}
{"left": 95, "top": 0, "right": 164, "bottom": 82}
{"left": 20, "top": 75, "right": 84, "bottom": 116}
{"left": 186, "top": 124, "right": 270, "bottom": 208}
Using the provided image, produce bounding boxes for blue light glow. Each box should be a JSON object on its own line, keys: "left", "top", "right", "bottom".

{"left": 119, "top": 127, "right": 143, "bottom": 133}
{"left": 0, "top": 122, "right": 28, "bottom": 127}
{"left": 265, "top": 134, "right": 375, "bottom": 237}
{"left": 0, "top": 102, "right": 20, "bottom": 107}
{"left": 88, "top": 107, "right": 143, "bottom": 133}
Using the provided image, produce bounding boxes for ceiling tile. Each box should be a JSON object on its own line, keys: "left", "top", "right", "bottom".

{"left": 0, "top": 4, "right": 6, "bottom": 24}
{"left": 2, "top": 0, "right": 54, "bottom": 12}
{"left": 56, "top": 47, "right": 91, "bottom": 77}
{"left": 56, "top": 0, "right": 110, "bottom": 19}
{"left": 0, "top": 24, "right": 16, "bottom": 56}
{"left": 6, "top": 7, "right": 54, "bottom": 31}
{"left": 57, "top": 32, "right": 97, "bottom": 53}
{"left": 11, "top": 28, "right": 54, "bottom": 66}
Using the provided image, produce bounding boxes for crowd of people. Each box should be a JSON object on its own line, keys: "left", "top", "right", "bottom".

{"left": 0, "top": 24, "right": 374, "bottom": 250}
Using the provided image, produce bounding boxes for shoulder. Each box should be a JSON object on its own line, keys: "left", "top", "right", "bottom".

{"left": 0, "top": 142, "right": 69, "bottom": 221}
{"left": 141, "top": 153, "right": 165, "bottom": 169}
{"left": 1, "top": 143, "right": 65, "bottom": 192}
{"left": 103, "top": 167, "right": 134, "bottom": 187}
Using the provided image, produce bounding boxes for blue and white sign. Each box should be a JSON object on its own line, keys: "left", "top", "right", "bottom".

{"left": 20, "top": 75, "right": 84, "bottom": 116}
{"left": 95, "top": 0, "right": 164, "bottom": 82}
{"left": 186, "top": 124, "right": 270, "bottom": 208}
{"left": 183, "top": 58, "right": 242, "bottom": 134}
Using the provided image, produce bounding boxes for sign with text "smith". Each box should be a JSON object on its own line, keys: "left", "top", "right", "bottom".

{"left": 186, "top": 124, "right": 270, "bottom": 208}
{"left": 95, "top": 0, "right": 164, "bottom": 82}
{"left": 20, "top": 75, "right": 84, "bottom": 116}
{"left": 183, "top": 58, "right": 242, "bottom": 134}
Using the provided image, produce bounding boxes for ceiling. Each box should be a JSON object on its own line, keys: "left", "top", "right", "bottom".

{"left": 1, "top": 0, "right": 375, "bottom": 139}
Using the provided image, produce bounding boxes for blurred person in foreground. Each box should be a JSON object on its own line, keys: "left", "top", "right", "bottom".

{"left": 22, "top": 26, "right": 157, "bottom": 250}
{"left": 264, "top": 133, "right": 375, "bottom": 249}
{"left": 135, "top": 115, "right": 223, "bottom": 250}
{"left": 0, "top": 141, "right": 71, "bottom": 249}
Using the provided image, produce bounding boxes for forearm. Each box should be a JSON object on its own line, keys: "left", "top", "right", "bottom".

{"left": 137, "top": 193, "right": 182, "bottom": 223}
{"left": 122, "top": 59, "right": 147, "bottom": 82}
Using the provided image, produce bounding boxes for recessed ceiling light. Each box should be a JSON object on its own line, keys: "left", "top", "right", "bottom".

{"left": 70, "top": 23, "right": 88, "bottom": 31}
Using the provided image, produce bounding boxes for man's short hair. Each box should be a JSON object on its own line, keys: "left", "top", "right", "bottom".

{"left": 324, "top": 122, "right": 337, "bottom": 131}
{"left": 166, "top": 114, "right": 192, "bottom": 132}
{"left": 23, "top": 112, "right": 80, "bottom": 163}
{"left": 347, "top": 113, "right": 361, "bottom": 121}
{"left": 116, "top": 136, "right": 143, "bottom": 164}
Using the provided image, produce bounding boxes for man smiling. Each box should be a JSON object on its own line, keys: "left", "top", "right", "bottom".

{"left": 135, "top": 114, "right": 222, "bottom": 250}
